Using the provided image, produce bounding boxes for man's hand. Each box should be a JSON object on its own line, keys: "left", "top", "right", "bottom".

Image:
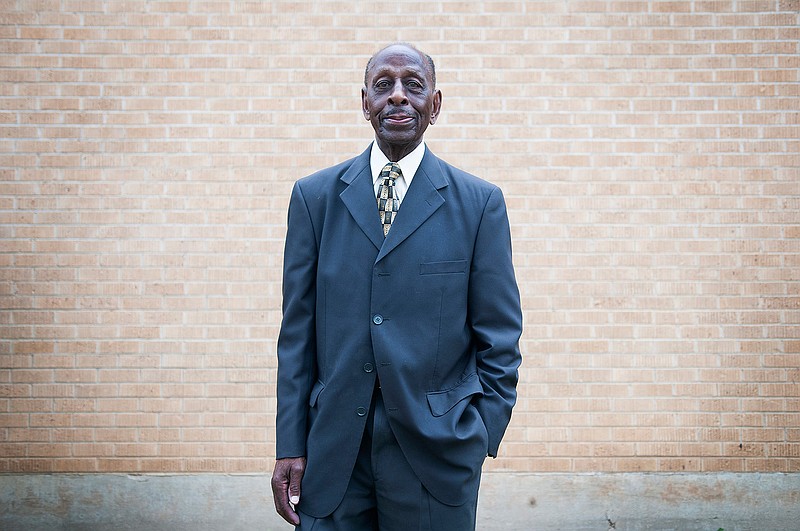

{"left": 271, "top": 457, "right": 307, "bottom": 526}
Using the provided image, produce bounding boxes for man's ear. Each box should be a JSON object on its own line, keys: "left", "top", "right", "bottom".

{"left": 429, "top": 89, "right": 442, "bottom": 125}
{"left": 361, "top": 87, "right": 370, "bottom": 121}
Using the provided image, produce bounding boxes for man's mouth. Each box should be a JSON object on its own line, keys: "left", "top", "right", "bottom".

{"left": 384, "top": 113, "right": 414, "bottom": 126}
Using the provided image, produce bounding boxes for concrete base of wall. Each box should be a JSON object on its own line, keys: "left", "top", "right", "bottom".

{"left": 2, "top": 472, "right": 798, "bottom": 530}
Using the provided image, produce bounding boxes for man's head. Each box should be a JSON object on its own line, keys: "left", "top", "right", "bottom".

{"left": 362, "top": 43, "right": 442, "bottom": 162}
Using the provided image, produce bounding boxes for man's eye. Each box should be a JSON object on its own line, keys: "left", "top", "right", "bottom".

{"left": 375, "top": 80, "right": 391, "bottom": 89}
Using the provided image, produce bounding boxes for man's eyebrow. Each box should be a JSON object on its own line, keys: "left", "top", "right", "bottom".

{"left": 370, "top": 66, "right": 427, "bottom": 79}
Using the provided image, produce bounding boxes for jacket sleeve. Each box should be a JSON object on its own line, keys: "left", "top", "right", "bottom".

{"left": 275, "top": 181, "right": 319, "bottom": 459}
{"left": 469, "top": 186, "right": 523, "bottom": 458}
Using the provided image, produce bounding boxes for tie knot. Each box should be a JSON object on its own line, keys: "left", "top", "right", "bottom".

{"left": 380, "top": 162, "right": 402, "bottom": 182}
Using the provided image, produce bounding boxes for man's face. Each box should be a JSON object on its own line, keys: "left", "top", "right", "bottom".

{"left": 362, "top": 45, "right": 442, "bottom": 160}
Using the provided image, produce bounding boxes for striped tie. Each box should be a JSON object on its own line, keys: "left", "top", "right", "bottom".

{"left": 377, "top": 162, "right": 401, "bottom": 236}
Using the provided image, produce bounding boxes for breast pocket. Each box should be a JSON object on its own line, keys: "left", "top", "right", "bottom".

{"left": 419, "top": 259, "right": 468, "bottom": 276}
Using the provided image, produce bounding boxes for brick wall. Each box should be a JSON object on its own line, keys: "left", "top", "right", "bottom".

{"left": 1, "top": 0, "right": 798, "bottom": 475}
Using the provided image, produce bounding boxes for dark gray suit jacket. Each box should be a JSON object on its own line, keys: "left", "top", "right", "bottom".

{"left": 276, "top": 145, "right": 522, "bottom": 517}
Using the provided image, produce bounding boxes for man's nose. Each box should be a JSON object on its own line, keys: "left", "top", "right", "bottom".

{"left": 388, "top": 80, "right": 408, "bottom": 104}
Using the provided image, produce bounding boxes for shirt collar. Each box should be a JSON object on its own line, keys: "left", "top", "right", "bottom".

{"left": 370, "top": 141, "right": 426, "bottom": 186}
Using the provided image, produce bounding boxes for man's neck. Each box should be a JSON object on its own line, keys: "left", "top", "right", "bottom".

{"left": 376, "top": 139, "right": 422, "bottom": 162}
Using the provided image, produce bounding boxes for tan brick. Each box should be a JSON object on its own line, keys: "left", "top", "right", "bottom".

{"left": 1, "top": 0, "right": 799, "bottom": 475}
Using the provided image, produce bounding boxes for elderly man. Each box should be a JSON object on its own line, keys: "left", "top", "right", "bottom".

{"left": 271, "top": 42, "right": 522, "bottom": 530}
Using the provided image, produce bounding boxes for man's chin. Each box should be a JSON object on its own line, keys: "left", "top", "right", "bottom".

{"left": 377, "top": 129, "right": 419, "bottom": 146}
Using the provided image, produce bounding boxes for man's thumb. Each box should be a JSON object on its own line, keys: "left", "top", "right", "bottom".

{"left": 288, "top": 463, "right": 303, "bottom": 505}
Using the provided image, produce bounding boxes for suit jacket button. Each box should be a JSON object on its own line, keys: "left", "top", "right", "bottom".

{"left": 363, "top": 363, "right": 374, "bottom": 373}
{"left": 372, "top": 314, "right": 383, "bottom": 325}
{"left": 356, "top": 407, "right": 367, "bottom": 417}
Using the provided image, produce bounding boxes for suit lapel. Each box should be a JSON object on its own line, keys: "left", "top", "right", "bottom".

{"left": 375, "top": 149, "right": 448, "bottom": 263}
{"left": 339, "top": 148, "right": 385, "bottom": 251}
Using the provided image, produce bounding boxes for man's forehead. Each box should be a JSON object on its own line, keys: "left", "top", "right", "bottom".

{"left": 367, "top": 46, "right": 429, "bottom": 78}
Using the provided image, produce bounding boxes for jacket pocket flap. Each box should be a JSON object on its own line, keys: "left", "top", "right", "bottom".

{"left": 309, "top": 380, "right": 325, "bottom": 407}
{"left": 426, "top": 373, "right": 483, "bottom": 417}
{"left": 419, "top": 260, "right": 467, "bottom": 275}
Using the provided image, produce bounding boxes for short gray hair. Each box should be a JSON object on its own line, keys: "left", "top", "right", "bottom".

{"left": 363, "top": 43, "right": 436, "bottom": 88}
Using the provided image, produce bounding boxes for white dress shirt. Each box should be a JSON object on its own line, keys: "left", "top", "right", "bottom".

{"left": 370, "top": 141, "right": 426, "bottom": 207}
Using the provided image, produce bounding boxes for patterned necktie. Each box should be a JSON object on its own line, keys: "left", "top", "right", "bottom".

{"left": 377, "top": 162, "right": 401, "bottom": 236}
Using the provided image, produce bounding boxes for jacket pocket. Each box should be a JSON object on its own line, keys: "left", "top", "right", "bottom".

{"left": 426, "top": 373, "right": 483, "bottom": 417}
{"left": 419, "top": 259, "right": 467, "bottom": 275}
{"left": 309, "top": 380, "right": 325, "bottom": 407}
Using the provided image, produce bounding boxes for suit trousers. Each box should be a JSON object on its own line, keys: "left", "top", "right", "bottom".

{"left": 296, "top": 388, "right": 479, "bottom": 531}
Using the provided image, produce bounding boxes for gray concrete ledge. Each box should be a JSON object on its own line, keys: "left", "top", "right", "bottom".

{"left": 1, "top": 472, "right": 798, "bottom": 530}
